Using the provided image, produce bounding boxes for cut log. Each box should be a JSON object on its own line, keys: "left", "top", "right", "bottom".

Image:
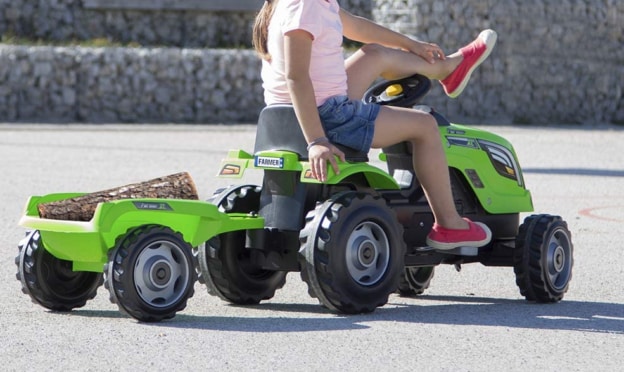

{"left": 38, "top": 172, "right": 199, "bottom": 221}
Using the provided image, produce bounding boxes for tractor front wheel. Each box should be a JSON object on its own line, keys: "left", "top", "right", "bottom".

{"left": 514, "top": 214, "right": 573, "bottom": 303}
{"left": 397, "top": 266, "right": 435, "bottom": 297}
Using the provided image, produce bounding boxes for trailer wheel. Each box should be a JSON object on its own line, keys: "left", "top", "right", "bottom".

{"left": 105, "top": 225, "right": 195, "bottom": 322}
{"left": 300, "top": 192, "right": 405, "bottom": 314}
{"left": 196, "top": 185, "right": 286, "bottom": 304}
{"left": 514, "top": 214, "right": 573, "bottom": 303}
{"left": 397, "top": 266, "right": 435, "bottom": 297}
{"left": 15, "top": 230, "right": 102, "bottom": 311}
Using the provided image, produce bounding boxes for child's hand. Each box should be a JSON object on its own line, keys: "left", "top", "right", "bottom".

{"left": 308, "top": 143, "right": 346, "bottom": 182}
{"left": 409, "top": 40, "right": 445, "bottom": 64}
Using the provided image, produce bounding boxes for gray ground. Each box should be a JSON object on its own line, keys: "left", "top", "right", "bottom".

{"left": 1, "top": 124, "right": 622, "bottom": 371}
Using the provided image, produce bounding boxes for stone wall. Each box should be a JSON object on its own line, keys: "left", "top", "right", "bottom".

{"left": 0, "top": 0, "right": 370, "bottom": 48}
{"left": 1, "top": 0, "right": 622, "bottom": 124}
{"left": 373, "top": 0, "right": 624, "bottom": 125}
{"left": 0, "top": 0, "right": 255, "bottom": 48}
{"left": 0, "top": 45, "right": 263, "bottom": 123}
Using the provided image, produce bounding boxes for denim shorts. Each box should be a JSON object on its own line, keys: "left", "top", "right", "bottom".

{"left": 317, "top": 95, "right": 380, "bottom": 152}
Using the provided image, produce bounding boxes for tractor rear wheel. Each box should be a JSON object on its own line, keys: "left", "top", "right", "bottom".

{"left": 300, "top": 192, "right": 405, "bottom": 313}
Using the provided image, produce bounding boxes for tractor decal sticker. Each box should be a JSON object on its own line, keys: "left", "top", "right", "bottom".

{"left": 254, "top": 156, "right": 284, "bottom": 169}
{"left": 447, "top": 128, "right": 466, "bottom": 135}
{"left": 220, "top": 164, "right": 241, "bottom": 175}
{"left": 446, "top": 136, "right": 479, "bottom": 149}
{"left": 133, "top": 201, "right": 173, "bottom": 211}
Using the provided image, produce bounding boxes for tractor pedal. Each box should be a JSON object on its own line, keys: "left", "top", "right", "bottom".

{"left": 434, "top": 246, "right": 479, "bottom": 256}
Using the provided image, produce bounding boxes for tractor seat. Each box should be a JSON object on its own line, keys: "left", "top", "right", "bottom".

{"left": 253, "top": 105, "right": 369, "bottom": 162}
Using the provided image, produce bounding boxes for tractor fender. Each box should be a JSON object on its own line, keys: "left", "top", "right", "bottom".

{"left": 300, "top": 161, "right": 400, "bottom": 190}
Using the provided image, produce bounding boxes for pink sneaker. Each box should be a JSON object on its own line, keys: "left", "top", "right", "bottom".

{"left": 440, "top": 29, "right": 498, "bottom": 98}
{"left": 426, "top": 218, "right": 492, "bottom": 250}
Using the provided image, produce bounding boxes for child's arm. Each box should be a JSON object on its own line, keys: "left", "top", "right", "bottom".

{"left": 284, "top": 29, "right": 344, "bottom": 181}
{"left": 339, "top": 8, "right": 444, "bottom": 64}
{"left": 283, "top": 30, "right": 324, "bottom": 143}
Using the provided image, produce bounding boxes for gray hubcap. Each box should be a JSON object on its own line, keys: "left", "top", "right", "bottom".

{"left": 345, "top": 221, "right": 390, "bottom": 286}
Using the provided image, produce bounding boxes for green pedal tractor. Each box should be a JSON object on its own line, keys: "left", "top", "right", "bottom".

{"left": 16, "top": 75, "right": 573, "bottom": 321}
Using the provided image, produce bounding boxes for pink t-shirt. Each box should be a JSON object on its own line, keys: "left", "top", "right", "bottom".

{"left": 261, "top": 0, "right": 348, "bottom": 106}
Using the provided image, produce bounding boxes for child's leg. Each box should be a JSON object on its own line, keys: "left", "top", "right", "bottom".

{"left": 345, "top": 43, "right": 461, "bottom": 100}
{"left": 371, "top": 106, "right": 466, "bottom": 229}
{"left": 345, "top": 30, "right": 497, "bottom": 100}
{"left": 371, "top": 105, "right": 492, "bottom": 249}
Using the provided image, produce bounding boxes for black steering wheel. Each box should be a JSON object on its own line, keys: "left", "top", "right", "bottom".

{"left": 362, "top": 74, "right": 431, "bottom": 108}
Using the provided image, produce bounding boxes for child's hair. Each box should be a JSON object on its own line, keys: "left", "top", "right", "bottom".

{"left": 252, "top": 0, "right": 277, "bottom": 61}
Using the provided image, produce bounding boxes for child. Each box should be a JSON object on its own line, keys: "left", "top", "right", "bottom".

{"left": 252, "top": 0, "right": 495, "bottom": 250}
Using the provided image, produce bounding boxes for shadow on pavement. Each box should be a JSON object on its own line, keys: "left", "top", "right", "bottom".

{"left": 67, "top": 296, "right": 624, "bottom": 335}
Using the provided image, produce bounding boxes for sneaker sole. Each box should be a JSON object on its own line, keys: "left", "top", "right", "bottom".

{"left": 425, "top": 222, "right": 493, "bottom": 250}
{"left": 447, "top": 30, "right": 498, "bottom": 99}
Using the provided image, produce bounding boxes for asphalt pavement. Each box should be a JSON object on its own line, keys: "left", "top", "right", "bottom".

{"left": 1, "top": 123, "right": 622, "bottom": 371}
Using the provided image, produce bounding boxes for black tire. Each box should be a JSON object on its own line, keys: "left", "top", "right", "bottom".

{"left": 513, "top": 214, "right": 573, "bottom": 303}
{"left": 104, "top": 225, "right": 196, "bottom": 322}
{"left": 195, "top": 185, "right": 287, "bottom": 304}
{"left": 300, "top": 192, "right": 406, "bottom": 314}
{"left": 15, "top": 230, "right": 103, "bottom": 311}
{"left": 397, "top": 266, "right": 435, "bottom": 297}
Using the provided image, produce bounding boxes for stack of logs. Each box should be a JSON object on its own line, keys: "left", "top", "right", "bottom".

{"left": 38, "top": 172, "right": 199, "bottom": 221}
